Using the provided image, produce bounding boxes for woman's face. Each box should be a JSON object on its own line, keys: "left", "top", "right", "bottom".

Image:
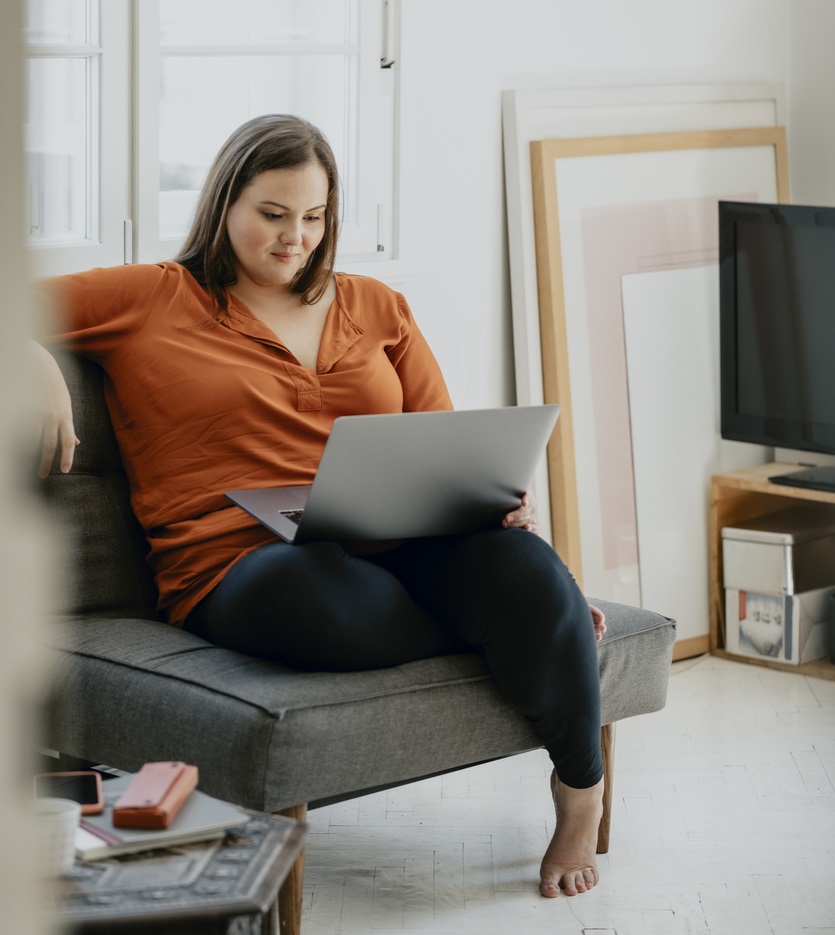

{"left": 225, "top": 163, "right": 329, "bottom": 291}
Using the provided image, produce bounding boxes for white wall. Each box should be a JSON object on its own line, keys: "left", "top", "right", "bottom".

{"left": 789, "top": 0, "right": 835, "bottom": 205}
{"left": 395, "top": 0, "right": 792, "bottom": 409}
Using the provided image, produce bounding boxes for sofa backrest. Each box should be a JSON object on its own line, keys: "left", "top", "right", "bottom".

{"left": 40, "top": 351, "right": 161, "bottom": 621}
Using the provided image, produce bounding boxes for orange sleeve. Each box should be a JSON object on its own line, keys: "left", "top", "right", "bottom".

{"left": 385, "top": 291, "right": 453, "bottom": 412}
{"left": 37, "top": 264, "right": 182, "bottom": 362}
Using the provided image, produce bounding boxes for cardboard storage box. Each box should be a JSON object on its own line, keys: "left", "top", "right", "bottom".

{"left": 725, "top": 585, "right": 834, "bottom": 665}
{"left": 722, "top": 506, "right": 835, "bottom": 595}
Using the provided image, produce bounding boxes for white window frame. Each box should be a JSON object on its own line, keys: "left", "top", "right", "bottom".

{"left": 133, "top": 0, "right": 395, "bottom": 265}
{"left": 25, "top": 0, "right": 131, "bottom": 278}
{"left": 25, "top": 0, "right": 399, "bottom": 278}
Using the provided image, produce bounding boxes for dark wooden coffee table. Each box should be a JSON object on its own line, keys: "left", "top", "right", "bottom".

{"left": 43, "top": 811, "right": 305, "bottom": 934}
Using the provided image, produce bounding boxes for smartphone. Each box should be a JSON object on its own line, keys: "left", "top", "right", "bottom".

{"left": 33, "top": 770, "right": 104, "bottom": 815}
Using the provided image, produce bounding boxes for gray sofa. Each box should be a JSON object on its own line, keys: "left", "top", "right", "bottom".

{"left": 40, "top": 350, "right": 676, "bottom": 933}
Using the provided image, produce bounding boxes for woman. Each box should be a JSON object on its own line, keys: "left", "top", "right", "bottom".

{"left": 35, "top": 114, "right": 606, "bottom": 897}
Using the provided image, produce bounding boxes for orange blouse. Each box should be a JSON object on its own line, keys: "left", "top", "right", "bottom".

{"left": 44, "top": 263, "right": 452, "bottom": 625}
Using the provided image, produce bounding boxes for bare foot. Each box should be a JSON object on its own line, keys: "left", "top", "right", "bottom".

{"left": 539, "top": 769, "right": 604, "bottom": 898}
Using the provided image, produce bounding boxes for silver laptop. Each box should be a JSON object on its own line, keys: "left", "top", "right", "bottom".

{"left": 225, "top": 404, "right": 559, "bottom": 544}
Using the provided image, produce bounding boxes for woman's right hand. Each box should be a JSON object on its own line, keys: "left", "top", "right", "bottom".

{"left": 33, "top": 340, "right": 79, "bottom": 478}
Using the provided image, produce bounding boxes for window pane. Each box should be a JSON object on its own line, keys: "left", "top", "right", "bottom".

{"left": 24, "top": 56, "right": 92, "bottom": 244}
{"left": 159, "top": 0, "right": 351, "bottom": 46}
{"left": 159, "top": 54, "right": 355, "bottom": 239}
{"left": 24, "top": 0, "right": 94, "bottom": 44}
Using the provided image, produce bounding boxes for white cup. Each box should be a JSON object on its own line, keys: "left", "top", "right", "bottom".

{"left": 31, "top": 797, "right": 81, "bottom": 877}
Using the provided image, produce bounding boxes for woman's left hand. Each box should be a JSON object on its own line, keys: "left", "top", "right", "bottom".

{"left": 502, "top": 490, "right": 539, "bottom": 534}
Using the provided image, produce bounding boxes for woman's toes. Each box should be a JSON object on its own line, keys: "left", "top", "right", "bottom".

{"left": 563, "top": 870, "right": 587, "bottom": 896}
{"left": 561, "top": 871, "right": 581, "bottom": 896}
{"left": 539, "top": 878, "right": 560, "bottom": 898}
{"left": 550, "top": 865, "right": 598, "bottom": 897}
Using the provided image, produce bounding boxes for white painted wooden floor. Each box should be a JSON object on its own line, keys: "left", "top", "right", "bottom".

{"left": 301, "top": 655, "right": 835, "bottom": 935}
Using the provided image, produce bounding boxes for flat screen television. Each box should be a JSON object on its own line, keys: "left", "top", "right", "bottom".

{"left": 719, "top": 200, "right": 835, "bottom": 493}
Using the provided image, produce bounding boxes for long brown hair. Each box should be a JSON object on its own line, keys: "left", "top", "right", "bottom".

{"left": 175, "top": 114, "right": 340, "bottom": 318}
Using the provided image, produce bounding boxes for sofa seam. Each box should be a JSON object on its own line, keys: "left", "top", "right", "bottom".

{"left": 51, "top": 646, "right": 497, "bottom": 715}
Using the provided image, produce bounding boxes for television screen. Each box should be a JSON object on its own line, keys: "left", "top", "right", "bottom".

{"left": 719, "top": 200, "right": 835, "bottom": 463}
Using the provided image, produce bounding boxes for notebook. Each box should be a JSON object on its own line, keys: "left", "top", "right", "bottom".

{"left": 75, "top": 772, "right": 246, "bottom": 861}
{"left": 225, "top": 404, "right": 559, "bottom": 544}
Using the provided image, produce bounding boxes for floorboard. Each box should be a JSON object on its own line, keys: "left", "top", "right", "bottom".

{"left": 302, "top": 655, "right": 835, "bottom": 934}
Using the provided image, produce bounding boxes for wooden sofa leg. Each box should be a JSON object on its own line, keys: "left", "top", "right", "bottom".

{"left": 596, "top": 722, "right": 615, "bottom": 855}
{"left": 277, "top": 803, "right": 308, "bottom": 935}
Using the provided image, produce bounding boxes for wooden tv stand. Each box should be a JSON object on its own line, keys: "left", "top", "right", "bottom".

{"left": 709, "top": 462, "right": 835, "bottom": 681}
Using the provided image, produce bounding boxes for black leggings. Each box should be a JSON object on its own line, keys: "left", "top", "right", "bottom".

{"left": 184, "top": 528, "right": 603, "bottom": 788}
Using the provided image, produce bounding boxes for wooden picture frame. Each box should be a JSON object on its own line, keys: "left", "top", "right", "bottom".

{"left": 530, "top": 127, "right": 790, "bottom": 603}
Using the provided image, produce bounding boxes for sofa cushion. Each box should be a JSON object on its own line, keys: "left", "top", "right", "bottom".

{"left": 42, "top": 350, "right": 160, "bottom": 620}
{"left": 41, "top": 472, "right": 160, "bottom": 619}
{"left": 43, "top": 600, "right": 675, "bottom": 812}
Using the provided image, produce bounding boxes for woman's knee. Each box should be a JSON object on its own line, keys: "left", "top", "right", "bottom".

{"left": 467, "top": 529, "right": 586, "bottom": 612}
{"left": 435, "top": 528, "right": 592, "bottom": 651}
